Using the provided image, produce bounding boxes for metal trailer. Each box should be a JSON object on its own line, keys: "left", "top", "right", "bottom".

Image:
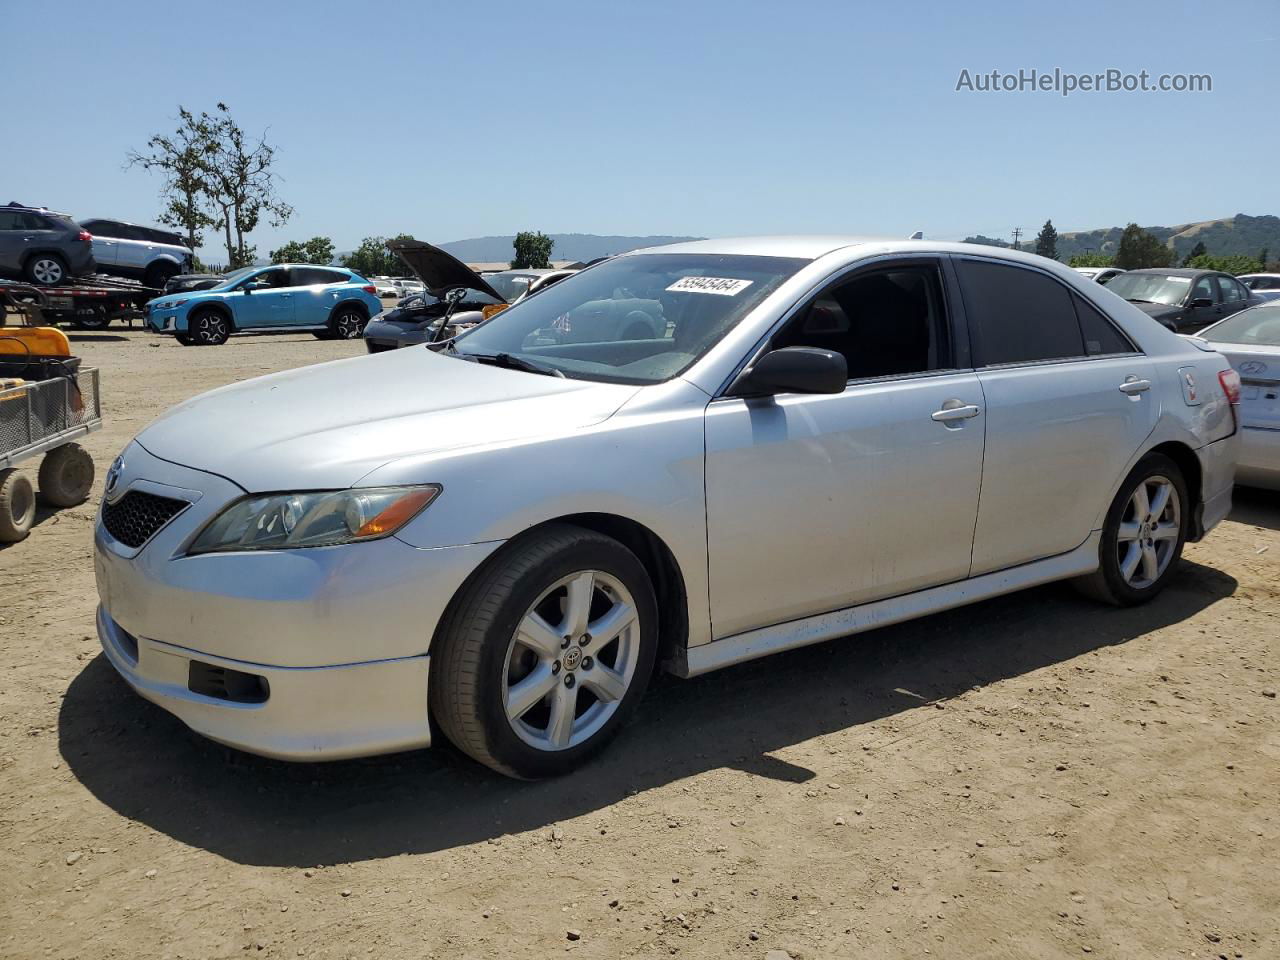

{"left": 0, "top": 275, "right": 159, "bottom": 330}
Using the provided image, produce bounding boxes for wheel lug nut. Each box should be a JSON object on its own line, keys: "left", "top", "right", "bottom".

{"left": 561, "top": 635, "right": 571, "bottom": 649}
{"left": 552, "top": 661, "right": 561, "bottom": 674}
{"left": 580, "top": 633, "right": 591, "bottom": 647}
{"left": 582, "top": 656, "right": 594, "bottom": 670}
{"left": 564, "top": 674, "right": 576, "bottom": 688}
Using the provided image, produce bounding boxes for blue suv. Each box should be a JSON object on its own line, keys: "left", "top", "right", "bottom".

{"left": 146, "top": 264, "right": 383, "bottom": 346}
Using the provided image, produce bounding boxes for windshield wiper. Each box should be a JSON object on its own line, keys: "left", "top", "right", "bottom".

{"left": 459, "top": 351, "right": 565, "bottom": 378}
{"left": 1126, "top": 298, "right": 1156, "bottom": 304}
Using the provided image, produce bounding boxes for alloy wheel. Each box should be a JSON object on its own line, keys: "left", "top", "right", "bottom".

{"left": 502, "top": 569, "right": 641, "bottom": 751}
{"left": 31, "top": 258, "right": 64, "bottom": 285}
{"left": 335, "top": 311, "right": 363, "bottom": 339}
{"left": 195, "top": 315, "right": 227, "bottom": 344}
{"left": 1116, "top": 474, "right": 1180, "bottom": 589}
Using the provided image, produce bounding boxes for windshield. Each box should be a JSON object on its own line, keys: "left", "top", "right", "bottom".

{"left": 1202, "top": 304, "right": 1280, "bottom": 346}
{"left": 1105, "top": 272, "right": 1192, "bottom": 306}
{"left": 484, "top": 273, "right": 538, "bottom": 301}
{"left": 453, "top": 253, "right": 809, "bottom": 384}
{"left": 210, "top": 267, "right": 258, "bottom": 291}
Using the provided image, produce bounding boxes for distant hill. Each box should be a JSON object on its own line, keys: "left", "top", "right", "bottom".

{"left": 438, "top": 233, "right": 702, "bottom": 264}
{"left": 964, "top": 213, "right": 1278, "bottom": 262}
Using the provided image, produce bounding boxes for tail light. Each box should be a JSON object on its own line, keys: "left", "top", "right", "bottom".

{"left": 77, "top": 230, "right": 92, "bottom": 243}
{"left": 1218, "top": 368, "right": 1241, "bottom": 432}
{"left": 362, "top": 285, "right": 376, "bottom": 295}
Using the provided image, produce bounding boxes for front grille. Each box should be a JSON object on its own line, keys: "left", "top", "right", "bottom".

{"left": 101, "top": 490, "right": 189, "bottom": 548}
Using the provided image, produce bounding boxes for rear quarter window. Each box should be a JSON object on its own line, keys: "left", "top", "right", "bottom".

{"left": 1073, "top": 295, "right": 1137, "bottom": 356}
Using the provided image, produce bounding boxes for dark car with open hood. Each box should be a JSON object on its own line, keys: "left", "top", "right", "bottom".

{"left": 1104, "top": 267, "right": 1262, "bottom": 334}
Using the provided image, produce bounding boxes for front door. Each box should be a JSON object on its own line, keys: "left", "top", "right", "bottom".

{"left": 704, "top": 259, "right": 985, "bottom": 638}
{"left": 953, "top": 257, "right": 1160, "bottom": 574}
{"left": 234, "top": 268, "right": 296, "bottom": 327}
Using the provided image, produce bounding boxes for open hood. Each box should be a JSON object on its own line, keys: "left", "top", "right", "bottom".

{"left": 387, "top": 239, "right": 505, "bottom": 302}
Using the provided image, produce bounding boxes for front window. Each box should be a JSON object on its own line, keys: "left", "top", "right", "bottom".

{"left": 211, "top": 267, "right": 257, "bottom": 290}
{"left": 452, "top": 254, "right": 809, "bottom": 384}
{"left": 1105, "top": 272, "right": 1193, "bottom": 307}
{"left": 1202, "top": 304, "right": 1280, "bottom": 346}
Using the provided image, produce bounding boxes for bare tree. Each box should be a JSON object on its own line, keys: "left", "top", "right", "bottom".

{"left": 203, "top": 103, "right": 293, "bottom": 268}
{"left": 126, "top": 107, "right": 217, "bottom": 249}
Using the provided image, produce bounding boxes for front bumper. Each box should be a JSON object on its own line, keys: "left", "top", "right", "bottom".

{"left": 98, "top": 606, "right": 433, "bottom": 760}
{"left": 363, "top": 318, "right": 428, "bottom": 352}
{"left": 93, "top": 440, "right": 503, "bottom": 759}
{"left": 1237, "top": 425, "right": 1280, "bottom": 490}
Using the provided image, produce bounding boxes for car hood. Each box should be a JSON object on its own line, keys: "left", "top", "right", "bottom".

{"left": 135, "top": 348, "right": 639, "bottom": 491}
{"left": 388, "top": 239, "right": 505, "bottom": 302}
{"left": 1130, "top": 301, "right": 1182, "bottom": 320}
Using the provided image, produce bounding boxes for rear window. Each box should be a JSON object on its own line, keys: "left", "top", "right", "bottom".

{"left": 292, "top": 268, "right": 349, "bottom": 285}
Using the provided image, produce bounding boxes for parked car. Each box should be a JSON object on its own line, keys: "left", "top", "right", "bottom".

{"left": 144, "top": 264, "right": 382, "bottom": 345}
{"left": 0, "top": 202, "right": 95, "bottom": 286}
{"left": 95, "top": 236, "right": 1239, "bottom": 778}
{"left": 369, "top": 277, "right": 400, "bottom": 298}
{"left": 1074, "top": 266, "right": 1126, "bottom": 285}
{"left": 1103, "top": 267, "right": 1261, "bottom": 333}
{"left": 1194, "top": 302, "right": 1280, "bottom": 489}
{"left": 1237, "top": 273, "right": 1280, "bottom": 302}
{"left": 363, "top": 241, "right": 578, "bottom": 352}
{"left": 162, "top": 273, "right": 224, "bottom": 296}
{"left": 78, "top": 219, "right": 193, "bottom": 289}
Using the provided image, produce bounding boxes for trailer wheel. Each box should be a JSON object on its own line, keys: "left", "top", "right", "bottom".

{"left": 75, "top": 308, "right": 111, "bottom": 331}
{"left": 0, "top": 469, "right": 36, "bottom": 543}
{"left": 37, "top": 444, "right": 95, "bottom": 508}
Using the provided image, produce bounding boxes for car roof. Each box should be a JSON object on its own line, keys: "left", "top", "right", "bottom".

{"left": 268, "top": 264, "right": 353, "bottom": 273}
{"left": 1239, "top": 273, "right": 1280, "bottom": 279}
{"left": 1124, "top": 267, "right": 1212, "bottom": 277}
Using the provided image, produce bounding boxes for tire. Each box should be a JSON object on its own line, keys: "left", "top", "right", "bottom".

{"left": 143, "top": 261, "right": 179, "bottom": 290}
{"left": 175, "top": 331, "right": 195, "bottom": 346}
{"left": 24, "top": 253, "right": 68, "bottom": 286}
{"left": 75, "top": 308, "right": 111, "bottom": 331}
{"left": 188, "top": 309, "right": 230, "bottom": 345}
{"left": 620, "top": 311, "right": 654, "bottom": 340}
{"left": 431, "top": 523, "right": 659, "bottom": 779}
{"left": 311, "top": 331, "right": 336, "bottom": 340}
{"left": 1073, "top": 453, "right": 1188, "bottom": 606}
{"left": 0, "top": 469, "right": 36, "bottom": 543}
{"left": 329, "top": 304, "right": 368, "bottom": 340}
{"left": 37, "top": 443, "right": 94, "bottom": 508}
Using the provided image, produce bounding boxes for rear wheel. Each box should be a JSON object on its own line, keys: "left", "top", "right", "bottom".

{"left": 1074, "top": 453, "right": 1188, "bottom": 606}
{"left": 329, "top": 305, "right": 368, "bottom": 340}
{"left": 74, "top": 307, "right": 111, "bottom": 331}
{"left": 188, "top": 309, "right": 230, "bottom": 345}
{"left": 0, "top": 469, "right": 36, "bottom": 542}
{"left": 431, "top": 524, "right": 658, "bottom": 778}
{"left": 37, "top": 443, "right": 95, "bottom": 508}
{"left": 143, "top": 261, "right": 179, "bottom": 290}
{"left": 25, "top": 254, "right": 67, "bottom": 286}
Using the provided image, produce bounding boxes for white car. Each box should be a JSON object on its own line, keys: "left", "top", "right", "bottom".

{"left": 1238, "top": 273, "right": 1280, "bottom": 302}
{"left": 94, "top": 236, "right": 1240, "bottom": 778}
{"left": 369, "top": 276, "right": 400, "bottom": 298}
{"left": 1196, "top": 301, "right": 1280, "bottom": 489}
{"left": 79, "top": 218, "right": 194, "bottom": 289}
{"left": 1075, "top": 266, "right": 1126, "bottom": 285}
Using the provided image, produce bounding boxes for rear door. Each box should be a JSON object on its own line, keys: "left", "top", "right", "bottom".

{"left": 0, "top": 211, "right": 25, "bottom": 273}
{"left": 289, "top": 267, "right": 349, "bottom": 326}
{"left": 954, "top": 257, "right": 1158, "bottom": 575}
{"left": 82, "top": 220, "right": 120, "bottom": 267}
{"left": 1216, "top": 275, "right": 1251, "bottom": 319}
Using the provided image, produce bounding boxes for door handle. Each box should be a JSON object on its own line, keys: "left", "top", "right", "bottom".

{"left": 931, "top": 401, "right": 981, "bottom": 422}
{"left": 1119, "top": 377, "right": 1151, "bottom": 395}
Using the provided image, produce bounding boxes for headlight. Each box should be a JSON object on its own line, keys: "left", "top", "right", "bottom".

{"left": 167, "top": 299, "right": 189, "bottom": 309}
{"left": 189, "top": 485, "right": 440, "bottom": 554}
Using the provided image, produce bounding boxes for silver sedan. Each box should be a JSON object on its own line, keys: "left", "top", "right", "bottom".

{"left": 95, "top": 236, "right": 1240, "bottom": 778}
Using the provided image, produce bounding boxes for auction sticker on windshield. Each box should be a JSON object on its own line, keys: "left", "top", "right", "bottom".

{"left": 666, "top": 276, "right": 754, "bottom": 296}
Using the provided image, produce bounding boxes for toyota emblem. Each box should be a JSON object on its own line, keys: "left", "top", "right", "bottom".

{"left": 1239, "top": 360, "right": 1267, "bottom": 375}
{"left": 105, "top": 456, "right": 124, "bottom": 496}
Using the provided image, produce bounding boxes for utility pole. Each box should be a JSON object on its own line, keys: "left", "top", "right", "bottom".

{"left": 1011, "top": 227, "right": 1023, "bottom": 251}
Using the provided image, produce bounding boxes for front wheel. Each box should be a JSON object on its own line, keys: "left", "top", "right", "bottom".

{"left": 0, "top": 469, "right": 36, "bottom": 542}
{"left": 38, "top": 443, "right": 95, "bottom": 507}
{"left": 1074, "top": 453, "right": 1188, "bottom": 606}
{"left": 188, "top": 310, "right": 230, "bottom": 345}
{"left": 431, "top": 524, "right": 659, "bottom": 778}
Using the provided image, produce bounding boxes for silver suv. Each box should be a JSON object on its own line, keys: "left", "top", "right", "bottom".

{"left": 79, "top": 219, "right": 194, "bottom": 289}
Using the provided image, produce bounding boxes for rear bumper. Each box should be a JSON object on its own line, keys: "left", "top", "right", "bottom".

{"left": 1192, "top": 432, "right": 1239, "bottom": 540}
{"left": 98, "top": 605, "right": 433, "bottom": 761}
{"left": 1237, "top": 425, "right": 1280, "bottom": 491}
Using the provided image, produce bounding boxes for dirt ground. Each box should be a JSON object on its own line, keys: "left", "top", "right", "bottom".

{"left": 1, "top": 326, "right": 1277, "bottom": 960}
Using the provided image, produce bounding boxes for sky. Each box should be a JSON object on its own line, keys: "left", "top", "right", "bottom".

{"left": 4, "top": 0, "right": 1277, "bottom": 262}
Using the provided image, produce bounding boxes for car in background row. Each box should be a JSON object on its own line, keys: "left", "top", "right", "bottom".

{"left": 78, "top": 219, "right": 194, "bottom": 289}
{"left": 1238, "top": 273, "right": 1280, "bottom": 302}
{"left": 364, "top": 240, "right": 577, "bottom": 352}
{"left": 162, "top": 273, "right": 225, "bottom": 295}
{"left": 1075, "top": 266, "right": 1126, "bottom": 285}
{"left": 1104, "top": 268, "right": 1261, "bottom": 333}
{"left": 1195, "top": 302, "right": 1280, "bottom": 490}
{"left": 145, "top": 264, "right": 382, "bottom": 345}
{"left": 0, "top": 202, "right": 96, "bottom": 285}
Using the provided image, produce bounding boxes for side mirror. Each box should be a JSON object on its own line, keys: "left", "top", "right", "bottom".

{"left": 1190, "top": 297, "right": 1213, "bottom": 309}
{"left": 730, "top": 346, "right": 848, "bottom": 397}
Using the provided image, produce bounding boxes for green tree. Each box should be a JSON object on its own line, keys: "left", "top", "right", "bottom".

{"left": 1068, "top": 252, "right": 1116, "bottom": 268}
{"left": 1115, "top": 223, "right": 1174, "bottom": 270}
{"left": 1259, "top": 247, "right": 1269, "bottom": 270}
{"left": 1034, "top": 220, "right": 1059, "bottom": 260}
{"left": 1184, "top": 253, "right": 1264, "bottom": 275}
{"left": 126, "top": 107, "right": 218, "bottom": 249}
{"left": 1181, "top": 240, "right": 1207, "bottom": 266}
{"left": 269, "top": 236, "right": 336, "bottom": 265}
{"left": 511, "top": 231, "right": 554, "bottom": 269}
{"left": 341, "top": 234, "right": 414, "bottom": 278}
